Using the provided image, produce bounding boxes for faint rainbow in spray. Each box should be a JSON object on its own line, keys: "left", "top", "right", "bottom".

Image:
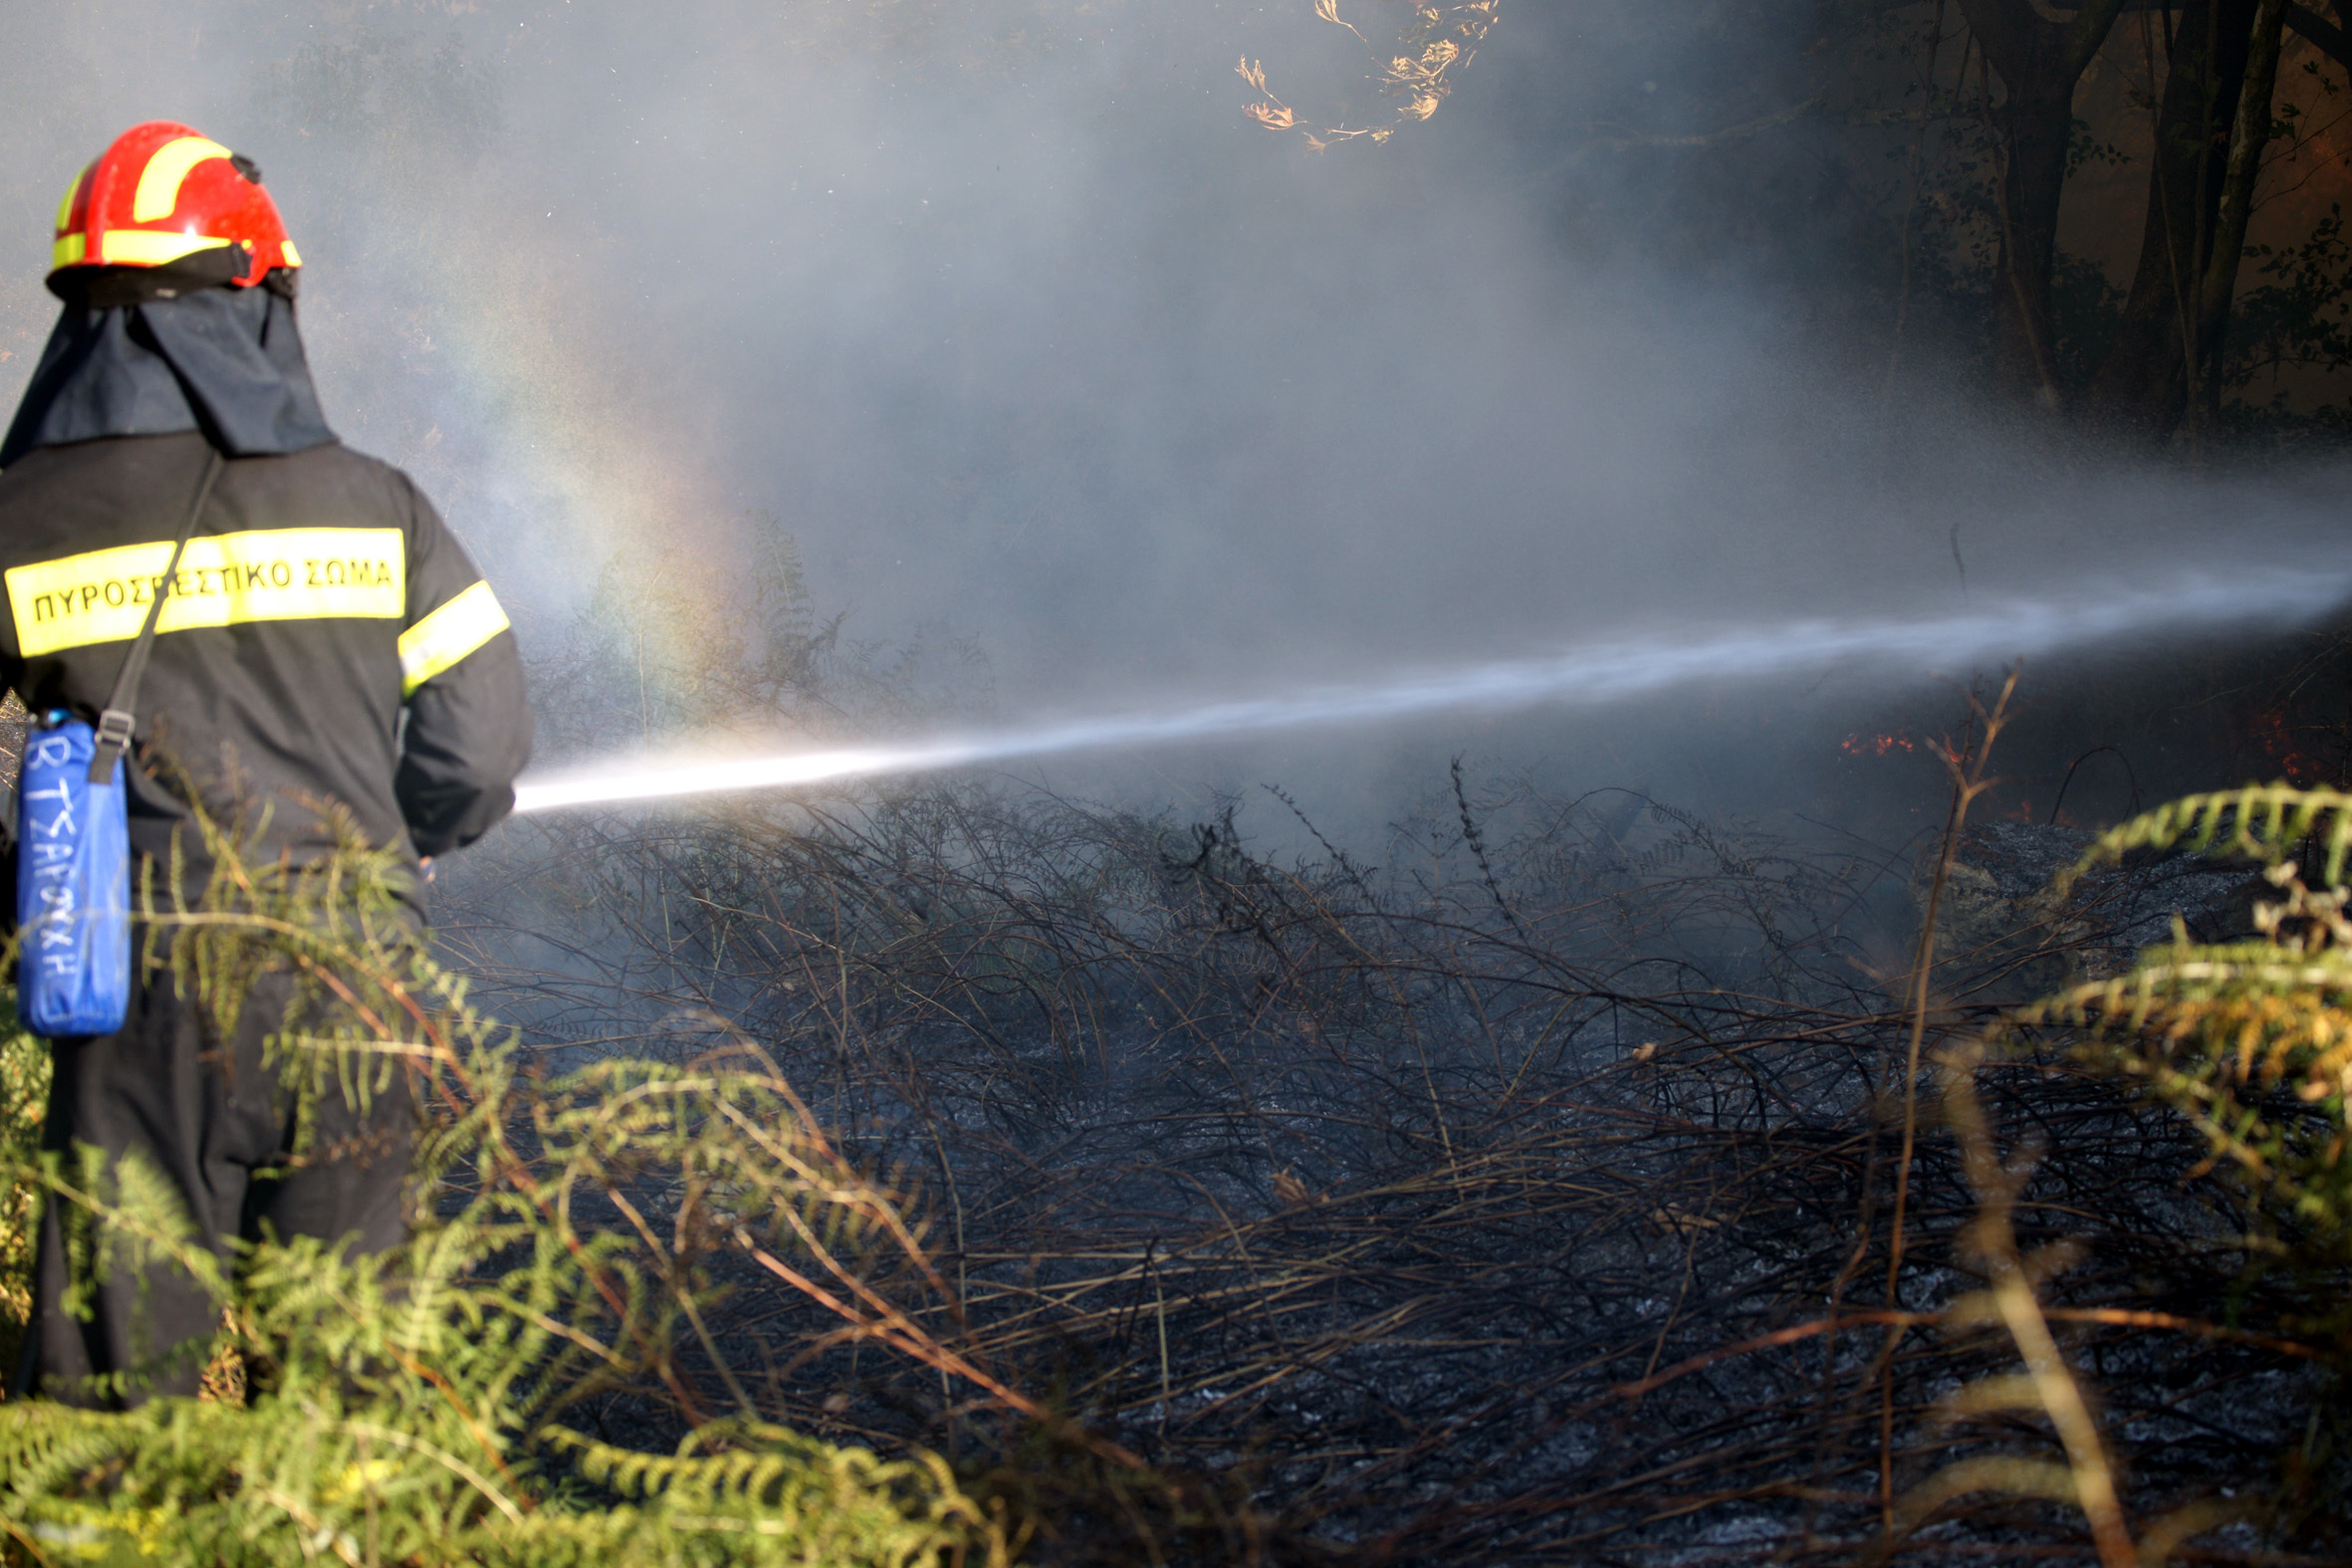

{"left": 510, "top": 563, "right": 2352, "bottom": 813}
{"left": 331, "top": 205, "right": 743, "bottom": 668}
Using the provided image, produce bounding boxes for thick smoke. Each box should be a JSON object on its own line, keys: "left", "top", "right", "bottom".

{"left": 0, "top": 2, "right": 2343, "bottom": 829}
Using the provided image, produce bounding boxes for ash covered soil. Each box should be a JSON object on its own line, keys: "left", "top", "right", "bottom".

{"left": 451, "top": 784, "right": 2350, "bottom": 1566}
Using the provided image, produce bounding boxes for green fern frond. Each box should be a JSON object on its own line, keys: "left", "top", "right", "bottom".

{"left": 2062, "top": 783, "right": 2352, "bottom": 889}
{"left": 0, "top": 794, "right": 1018, "bottom": 1566}
{"left": 0, "top": 1018, "right": 48, "bottom": 1381}
{"left": 2021, "top": 840, "right": 2352, "bottom": 1234}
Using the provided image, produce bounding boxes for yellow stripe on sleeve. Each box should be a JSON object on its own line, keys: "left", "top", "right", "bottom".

{"left": 397, "top": 579, "right": 510, "bottom": 697}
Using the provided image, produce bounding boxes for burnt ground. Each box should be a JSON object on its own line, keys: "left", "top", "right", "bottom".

{"left": 438, "top": 751, "right": 2352, "bottom": 1565}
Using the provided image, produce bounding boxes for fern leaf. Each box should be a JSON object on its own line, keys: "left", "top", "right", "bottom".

{"left": 2064, "top": 784, "right": 2352, "bottom": 888}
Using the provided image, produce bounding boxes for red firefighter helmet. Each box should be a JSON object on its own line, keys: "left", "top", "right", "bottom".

{"left": 49, "top": 121, "right": 299, "bottom": 290}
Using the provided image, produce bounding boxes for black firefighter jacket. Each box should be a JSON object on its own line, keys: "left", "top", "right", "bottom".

{"left": 0, "top": 430, "right": 530, "bottom": 904}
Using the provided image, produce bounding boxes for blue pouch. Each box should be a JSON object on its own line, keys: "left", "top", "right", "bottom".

{"left": 16, "top": 712, "right": 131, "bottom": 1037}
{"left": 12, "top": 448, "right": 219, "bottom": 1036}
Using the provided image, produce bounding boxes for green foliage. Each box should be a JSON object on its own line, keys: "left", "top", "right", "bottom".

{"left": 1904, "top": 784, "right": 2352, "bottom": 1555}
{"left": 2031, "top": 785, "right": 2352, "bottom": 1240}
{"left": 2231, "top": 204, "right": 2352, "bottom": 406}
{"left": 2060, "top": 782, "right": 2352, "bottom": 891}
{"left": 4, "top": 1400, "right": 992, "bottom": 1567}
{"left": 0, "top": 806, "right": 1013, "bottom": 1566}
{"left": 0, "top": 1015, "right": 44, "bottom": 1385}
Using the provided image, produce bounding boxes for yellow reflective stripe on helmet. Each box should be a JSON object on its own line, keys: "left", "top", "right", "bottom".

{"left": 7, "top": 529, "right": 404, "bottom": 658}
{"left": 280, "top": 239, "right": 302, "bottom": 268}
{"left": 51, "top": 233, "right": 87, "bottom": 269}
{"left": 54, "top": 163, "right": 89, "bottom": 235}
{"left": 132, "top": 135, "right": 232, "bottom": 222}
{"left": 99, "top": 230, "right": 230, "bottom": 268}
{"left": 397, "top": 579, "right": 510, "bottom": 697}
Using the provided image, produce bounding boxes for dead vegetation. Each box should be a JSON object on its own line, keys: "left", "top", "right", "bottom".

{"left": 1238, "top": 1, "right": 1501, "bottom": 151}
{"left": 430, "top": 693, "right": 2352, "bottom": 1563}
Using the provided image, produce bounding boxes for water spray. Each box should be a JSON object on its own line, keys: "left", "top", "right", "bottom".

{"left": 511, "top": 565, "right": 2352, "bottom": 814}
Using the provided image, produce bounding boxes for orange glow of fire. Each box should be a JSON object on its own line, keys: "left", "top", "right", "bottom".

{"left": 1840, "top": 732, "right": 1915, "bottom": 759}
{"left": 2249, "top": 708, "right": 2325, "bottom": 785}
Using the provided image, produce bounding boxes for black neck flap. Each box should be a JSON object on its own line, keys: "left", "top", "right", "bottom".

{"left": 0, "top": 266, "right": 335, "bottom": 468}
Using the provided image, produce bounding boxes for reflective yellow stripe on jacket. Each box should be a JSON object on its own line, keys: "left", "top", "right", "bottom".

{"left": 397, "top": 579, "right": 510, "bottom": 696}
{"left": 6, "top": 528, "right": 403, "bottom": 657}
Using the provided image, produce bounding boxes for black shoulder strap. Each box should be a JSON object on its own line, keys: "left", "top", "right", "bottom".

{"left": 88, "top": 447, "right": 224, "bottom": 785}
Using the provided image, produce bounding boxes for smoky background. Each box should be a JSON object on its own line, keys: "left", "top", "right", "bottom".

{"left": 0, "top": 1, "right": 2338, "bottom": 849}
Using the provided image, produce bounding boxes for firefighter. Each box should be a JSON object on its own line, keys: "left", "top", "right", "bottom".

{"left": 0, "top": 122, "right": 532, "bottom": 1404}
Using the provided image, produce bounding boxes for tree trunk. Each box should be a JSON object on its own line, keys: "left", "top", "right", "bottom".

{"left": 2285, "top": 3, "right": 2352, "bottom": 73}
{"left": 1956, "top": 0, "right": 2131, "bottom": 404}
{"left": 2081, "top": 0, "right": 2261, "bottom": 438}
{"left": 1988, "top": 53, "right": 2081, "bottom": 401}
{"left": 2191, "top": 0, "right": 2289, "bottom": 430}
